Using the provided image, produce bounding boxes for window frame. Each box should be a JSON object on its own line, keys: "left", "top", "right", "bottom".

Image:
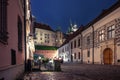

{"left": 99, "top": 29, "right": 105, "bottom": 42}
{"left": 107, "top": 25, "right": 115, "bottom": 39}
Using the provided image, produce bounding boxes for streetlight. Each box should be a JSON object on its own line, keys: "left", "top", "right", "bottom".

{"left": 38, "top": 56, "right": 41, "bottom": 70}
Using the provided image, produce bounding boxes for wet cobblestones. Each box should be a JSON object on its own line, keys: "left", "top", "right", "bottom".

{"left": 23, "top": 63, "right": 120, "bottom": 80}
{"left": 24, "top": 72, "right": 91, "bottom": 80}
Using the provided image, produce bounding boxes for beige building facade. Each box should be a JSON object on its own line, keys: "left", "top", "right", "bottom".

{"left": 34, "top": 22, "right": 64, "bottom": 47}
{"left": 58, "top": 1, "right": 120, "bottom": 65}
{"left": 34, "top": 24, "right": 56, "bottom": 46}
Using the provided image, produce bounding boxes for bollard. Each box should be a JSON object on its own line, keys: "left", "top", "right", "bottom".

{"left": 53, "top": 60, "right": 61, "bottom": 71}
{"left": 27, "top": 59, "right": 32, "bottom": 72}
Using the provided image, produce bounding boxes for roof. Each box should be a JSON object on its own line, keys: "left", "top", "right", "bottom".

{"left": 34, "top": 22, "right": 55, "bottom": 32}
{"left": 60, "top": 26, "right": 84, "bottom": 47}
{"left": 59, "top": 1, "right": 120, "bottom": 48}
{"left": 85, "top": 0, "right": 120, "bottom": 29}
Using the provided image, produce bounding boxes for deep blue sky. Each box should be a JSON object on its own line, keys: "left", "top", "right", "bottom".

{"left": 31, "top": 0, "right": 117, "bottom": 33}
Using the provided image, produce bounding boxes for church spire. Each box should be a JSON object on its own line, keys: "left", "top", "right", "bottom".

{"left": 70, "top": 18, "right": 72, "bottom": 27}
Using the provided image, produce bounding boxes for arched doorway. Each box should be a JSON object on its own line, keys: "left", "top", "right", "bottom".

{"left": 103, "top": 48, "right": 113, "bottom": 65}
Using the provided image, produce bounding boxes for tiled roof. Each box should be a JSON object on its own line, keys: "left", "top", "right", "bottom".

{"left": 34, "top": 22, "right": 55, "bottom": 32}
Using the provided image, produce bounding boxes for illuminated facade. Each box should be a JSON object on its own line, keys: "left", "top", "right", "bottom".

{"left": 34, "top": 22, "right": 64, "bottom": 59}
{"left": 58, "top": 41, "right": 71, "bottom": 62}
{"left": 26, "top": 0, "right": 35, "bottom": 61}
{"left": 55, "top": 30, "right": 64, "bottom": 47}
{"left": 34, "top": 22, "right": 64, "bottom": 47}
{"left": 34, "top": 22, "right": 56, "bottom": 46}
{"left": 58, "top": 1, "right": 120, "bottom": 65}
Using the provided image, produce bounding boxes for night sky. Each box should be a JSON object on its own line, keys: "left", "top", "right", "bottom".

{"left": 31, "top": 0, "right": 117, "bottom": 33}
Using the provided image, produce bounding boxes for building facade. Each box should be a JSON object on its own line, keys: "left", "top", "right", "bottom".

{"left": 34, "top": 22, "right": 64, "bottom": 47}
{"left": 25, "top": 0, "right": 35, "bottom": 61}
{"left": 0, "top": 0, "right": 35, "bottom": 79}
{"left": 0, "top": 0, "right": 25, "bottom": 80}
{"left": 34, "top": 22, "right": 64, "bottom": 59}
{"left": 55, "top": 30, "right": 64, "bottom": 47}
{"left": 58, "top": 41, "right": 71, "bottom": 62}
{"left": 58, "top": 1, "right": 120, "bottom": 65}
{"left": 34, "top": 22, "right": 56, "bottom": 46}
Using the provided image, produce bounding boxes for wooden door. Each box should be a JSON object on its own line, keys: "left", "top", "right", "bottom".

{"left": 103, "top": 48, "right": 113, "bottom": 65}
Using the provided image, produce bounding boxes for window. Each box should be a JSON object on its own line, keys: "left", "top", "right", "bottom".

{"left": 87, "top": 51, "right": 90, "bottom": 57}
{"left": 87, "top": 36, "right": 90, "bottom": 45}
{"left": 62, "top": 48, "right": 64, "bottom": 52}
{"left": 48, "top": 40, "right": 49, "bottom": 43}
{"left": 78, "top": 38, "right": 81, "bottom": 47}
{"left": 78, "top": 52, "right": 80, "bottom": 59}
{"left": 74, "top": 40, "right": 76, "bottom": 48}
{"left": 0, "top": 0, "right": 8, "bottom": 44}
{"left": 107, "top": 25, "right": 115, "bottom": 39}
{"left": 11, "top": 49, "right": 16, "bottom": 65}
{"left": 48, "top": 34, "right": 49, "bottom": 39}
{"left": 74, "top": 53, "right": 76, "bottom": 59}
{"left": 40, "top": 33, "right": 42, "bottom": 36}
{"left": 18, "top": 16, "right": 22, "bottom": 51}
{"left": 99, "top": 29, "right": 105, "bottom": 42}
{"left": 45, "top": 34, "right": 47, "bottom": 38}
{"left": 40, "top": 38, "right": 42, "bottom": 40}
{"left": 45, "top": 40, "right": 47, "bottom": 43}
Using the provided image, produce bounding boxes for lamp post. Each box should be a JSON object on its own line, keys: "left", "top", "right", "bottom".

{"left": 38, "top": 56, "right": 41, "bottom": 70}
{"left": 92, "top": 25, "right": 94, "bottom": 64}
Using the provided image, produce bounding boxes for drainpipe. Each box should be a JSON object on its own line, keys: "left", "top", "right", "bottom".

{"left": 92, "top": 25, "right": 94, "bottom": 64}
{"left": 24, "top": 0, "right": 27, "bottom": 72}
{"left": 81, "top": 33, "right": 83, "bottom": 64}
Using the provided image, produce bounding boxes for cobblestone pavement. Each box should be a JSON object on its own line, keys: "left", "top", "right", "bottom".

{"left": 24, "top": 63, "right": 120, "bottom": 80}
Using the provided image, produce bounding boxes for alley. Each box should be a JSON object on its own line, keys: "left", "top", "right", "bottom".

{"left": 24, "top": 63, "right": 120, "bottom": 80}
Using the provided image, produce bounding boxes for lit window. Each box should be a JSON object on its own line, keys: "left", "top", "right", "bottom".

{"left": 74, "top": 53, "right": 76, "bottom": 59}
{"left": 99, "top": 29, "right": 105, "bottom": 42}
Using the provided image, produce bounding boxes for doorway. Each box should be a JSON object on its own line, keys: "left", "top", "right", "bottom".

{"left": 103, "top": 48, "right": 113, "bottom": 65}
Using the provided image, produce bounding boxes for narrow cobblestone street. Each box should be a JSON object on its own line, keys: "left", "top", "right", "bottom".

{"left": 23, "top": 63, "right": 120, "bottom": 80}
